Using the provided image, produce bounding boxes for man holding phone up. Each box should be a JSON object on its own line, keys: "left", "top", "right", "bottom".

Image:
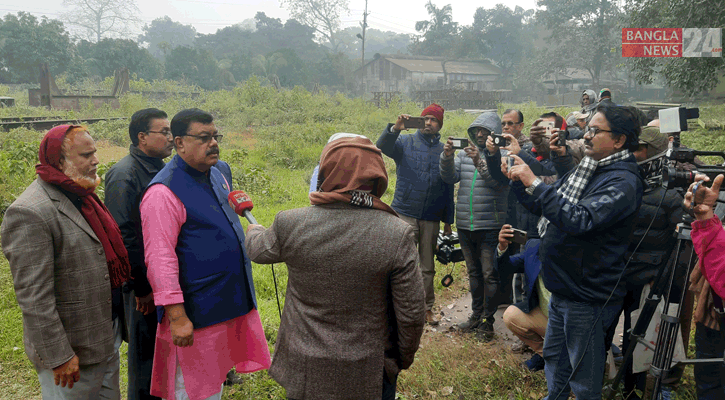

{"left": 440, "top": 111, "right": 509, "bottom": 341}
{"left": 377, "top": 103, "right": 455, "bottom": 325}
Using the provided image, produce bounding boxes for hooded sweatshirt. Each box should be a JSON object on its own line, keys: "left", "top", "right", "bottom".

{"left": 581, "top": 89, "right": 598, "bottom": 115}
{"left": 439, "top": 112, "right": 509, "bottom": 231}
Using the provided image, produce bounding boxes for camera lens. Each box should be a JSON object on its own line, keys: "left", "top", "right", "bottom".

{"left": 663, "top": 167, "right": 694, "bottom": 189}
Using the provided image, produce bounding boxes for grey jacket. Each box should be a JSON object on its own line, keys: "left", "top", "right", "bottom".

{"left": 440, "top": 112, "right": 509, "bottom": 231}
{"left": 2, "top": 179, "right": 115, "bottom": 369}
{"left": 245, "top": 203, "right": 425, "bottom": 400}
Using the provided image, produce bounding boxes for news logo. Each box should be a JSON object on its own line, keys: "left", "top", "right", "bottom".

{"left": 622, "top": 28, "right": 722, "bottom": 58}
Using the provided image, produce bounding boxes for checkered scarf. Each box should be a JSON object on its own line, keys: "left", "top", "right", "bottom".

{"left": 537, "top": 149, "right": 632, "bottom": 237}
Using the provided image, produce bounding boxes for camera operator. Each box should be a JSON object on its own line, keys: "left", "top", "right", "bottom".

{"left": 684, "top": 173, "right": 725, "bottom": 400}
{"left": 609, "top": 126, "right": 684, "bottom": 400}
{"left": 505, "top": 104, "right": 644, "bottom": 400}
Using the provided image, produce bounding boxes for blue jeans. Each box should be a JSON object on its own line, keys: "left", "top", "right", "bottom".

{"left": 694, "top": 322, "right": 725, "bottom": 400}
{"left": 543, "top": 294, "right": 621, "bottom": 400}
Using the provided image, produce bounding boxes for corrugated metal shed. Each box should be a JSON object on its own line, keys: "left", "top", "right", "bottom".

{"left": 384, "top": 58, "right": 501, "bottom": 75}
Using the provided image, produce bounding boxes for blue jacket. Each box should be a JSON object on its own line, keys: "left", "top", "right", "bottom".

{"left": 149, "top": 155, "right": 256, "bottom": 329}
{"left": 512, "top": 154, "right": 644, "bottom": 304}
{"left": 377, "top": 124, "right": 454, "bottom": 223}
{"left": 496, "top": 239, "right": 542, "bottom": 314}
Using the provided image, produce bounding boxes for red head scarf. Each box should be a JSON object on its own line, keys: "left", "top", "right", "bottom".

{"left": 36, "top": 125, "right": 130, "bottom": 289}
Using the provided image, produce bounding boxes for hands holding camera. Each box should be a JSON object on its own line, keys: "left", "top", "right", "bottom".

{"left": 684, "top": 174, "right": 724, "bottom": 221}
{"left": 550, "top": 131, "right": 567, "bottom": 156}
{"left": 498, "top": 224, "right": 515, "bottom": 252}
{"left": 393, "top": 114, "right": 412, "bottom": 132}
{"left": 502, "top": 154, "right": 537, "bottom": 187}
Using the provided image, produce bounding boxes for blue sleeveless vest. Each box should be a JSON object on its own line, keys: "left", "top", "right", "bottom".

{"left": 148, "top": 155, "right": 256, "bottom": 329}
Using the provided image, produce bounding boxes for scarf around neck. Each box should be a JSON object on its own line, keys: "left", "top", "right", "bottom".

{"left": 35, "top": 125, "right": 131, "bottom": 289}
{"left": 538, "top": 149, "right": 632, "bottom": 237}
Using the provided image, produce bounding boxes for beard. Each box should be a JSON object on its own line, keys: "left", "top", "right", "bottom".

{"left": 64, "top": 160, "right": 100, "bottom": 190}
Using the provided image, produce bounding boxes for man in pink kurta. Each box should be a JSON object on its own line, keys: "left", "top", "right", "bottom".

{"left": 140, "top": 109, "right": 270, "bottom": 400}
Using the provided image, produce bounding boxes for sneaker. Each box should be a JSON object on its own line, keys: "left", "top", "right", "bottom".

{"left": 523, "top": 353, "right": 545, "bottom": 372}
{"left": 425, "top": 310, "right": 439, "bottom": 326}
{"left": 474, "top": 317, "right": 495, "bottom": 342}
{"left": 511, "top": 340, "right": 532, "bottom": 354}
{"left": 456, "top": 314, "right": 482, "bottom": 332}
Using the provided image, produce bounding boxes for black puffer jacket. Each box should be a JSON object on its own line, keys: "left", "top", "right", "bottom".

{"left": 623, "top": 186, "right": 683, "bottom": 288}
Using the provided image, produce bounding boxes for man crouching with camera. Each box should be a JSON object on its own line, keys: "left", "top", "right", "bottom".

{"left": 684, "top": 173, "right": 725, "bottom": 399}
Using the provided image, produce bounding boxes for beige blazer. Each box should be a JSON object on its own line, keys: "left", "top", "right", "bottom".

{"left": 245, "top": 203, "right": 425, "bottom": 400}
{"left": 2, "top": 179, "right": 114, "bottom": 369}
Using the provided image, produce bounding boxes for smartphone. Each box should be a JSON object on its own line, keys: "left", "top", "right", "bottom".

{"left": 511, "top": 228, "right": 528, "bottom": 245}
{"left": 541, "top": 121, "right": 555, "bottom": 137}
{"left": 507, "top": 157, "right": 515, "bottom": 170}
{"left": 557, "top": 129, "right": 568, "bottom": 147}
{"left": 403, "top": 116, "right": 426, "bottom": 130}
{"left": 491, "top": 133, "right": 506, "bottom": 147}
{"left": 450, "top": 137, "right": 469, "bottom": 150}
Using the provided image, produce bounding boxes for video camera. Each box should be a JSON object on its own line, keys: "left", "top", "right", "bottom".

{"left": 660, "top": 107, "right": 725, "bottom": 191}
{"left": 435, "top": 231, "right": 465, "bottom": 265}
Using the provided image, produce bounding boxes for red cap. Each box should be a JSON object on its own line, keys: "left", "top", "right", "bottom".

{"left": 421, "top": 103, "right": 444, "bottom": 127}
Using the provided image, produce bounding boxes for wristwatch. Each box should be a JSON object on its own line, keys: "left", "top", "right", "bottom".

{"left": 525, "top": 178, "right": 542, "bottom": 196}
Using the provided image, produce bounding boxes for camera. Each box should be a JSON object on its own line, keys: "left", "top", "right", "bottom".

{"left": 449, "top": 137, "right": 469, "bottom": 150}
{"left": 492, "top": 133, "right": 506, "bottom": 147}
{"left": 435, "top": 231, "right": 464, "bottom": 265}
{"left": 664, "top": 166, "right": 725, "bottom": 190}
{"left": 557, "top": 129, "right": 568, "bottom": 147}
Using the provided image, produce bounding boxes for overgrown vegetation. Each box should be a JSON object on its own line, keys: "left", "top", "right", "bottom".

{"left": 0, "top": 81, "right": 720, "bottom": 399}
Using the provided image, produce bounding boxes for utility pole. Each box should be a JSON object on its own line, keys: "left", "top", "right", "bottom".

{"left": 357, "top": 0, "right": 368, "bottom": 96}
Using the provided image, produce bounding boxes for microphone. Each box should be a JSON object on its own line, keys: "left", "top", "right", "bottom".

{"left": 227, "top": 190, "right": 258, "bottom": 225}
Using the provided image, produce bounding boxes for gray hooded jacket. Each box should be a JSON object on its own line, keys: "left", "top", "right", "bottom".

{"left": 440, "top": 112, "right": 509, "bottom": 231}
{"left": 581, "top": 89, "right": 598, "bottom": 115}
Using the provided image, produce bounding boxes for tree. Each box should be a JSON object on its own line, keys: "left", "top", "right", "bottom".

{"left": 281, "top": 0, "right": 350, "bottom": 50}
{"left": 536, "top": 0, "right": 622, "bottom": 88}
{"left": 0, "top": 12, "right": 73, "bottom": 83}
{"left": 409, "top": 1, "right": 460, "bottom": 57}
{"left": 625, "top": 0, "right": 725, "bottom": 96}
{"left": 76, "top": 39, "right": 163, "bottom": 80}
{"left": 470, "top": 5, "right": 534, "bottom": 77}
{"left": 165, "top": 46, "right": 220, "bottom": 90}
{"left": 62, "top": 0, "right": 141, "bottom": 42}
{"left": 139, "top": 16, "right": 197, "bottom": 60}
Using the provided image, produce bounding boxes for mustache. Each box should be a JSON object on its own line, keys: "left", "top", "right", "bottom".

{"left": 206, "top": 147, "right": 220, "bottom": 156}
{"left": 584, "top": 140, "right": 592, "bottom": 147}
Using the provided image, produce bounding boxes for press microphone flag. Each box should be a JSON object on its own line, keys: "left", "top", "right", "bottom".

{"left": 227, "top": 190, "right": 258, "bottom": 225}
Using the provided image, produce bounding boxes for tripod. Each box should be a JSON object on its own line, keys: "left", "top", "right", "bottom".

{"left": 608, "top": 206, "right": 725, "bottom": 400}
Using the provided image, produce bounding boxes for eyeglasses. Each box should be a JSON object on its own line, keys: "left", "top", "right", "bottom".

{"left": 586, "top": 126, "right": 612, "bottom": 137}
{"left": 501, "top": 121, "right": 521, "bottom": 126}
{"left": 184, "top": 134, "right": 223, "bottom": 144}
{"left": 147, "top": 129, "right": 172, "bottom": 137}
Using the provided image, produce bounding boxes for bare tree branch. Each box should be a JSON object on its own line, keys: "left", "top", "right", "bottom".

{"left": 62, "top": 0, "right": 141, "bottom": 42}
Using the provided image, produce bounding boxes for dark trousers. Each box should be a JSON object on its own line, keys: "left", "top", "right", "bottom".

{"left": 123, "top": 288, "right": 161, "bottom": 400}
{"left": 288, "top": 372, "right": 397, "bottom": 400}
{"left": 458, "top": 229, "right": 499, "bottom": 319}
{"left": 694, "top": 322, "right": 725, "bottom": 400}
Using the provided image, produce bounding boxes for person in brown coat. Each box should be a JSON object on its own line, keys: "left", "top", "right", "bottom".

{"left": 245, "top": 135, "right": 426, "bottom": 400}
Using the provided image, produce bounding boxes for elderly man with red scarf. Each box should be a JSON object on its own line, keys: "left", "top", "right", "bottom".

{"left": 245, "top": 135, "right": 426, "bottom": 400}
{"left": 2, "top": 125, "right": 131, "bottom": 399}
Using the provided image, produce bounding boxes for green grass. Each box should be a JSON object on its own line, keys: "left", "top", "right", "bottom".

{"left": 0, "top": 81, "right": 720, "bottom": 399}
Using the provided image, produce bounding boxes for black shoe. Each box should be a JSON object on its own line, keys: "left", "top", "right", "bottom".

{"left": 475, "top": 317, "right": 495, "bottom": 342}
{"left": 224, "top": 369, "right": 244, "bottom": 386}
{"left": 456, "top": 314, "right": 482, "bottom": 332}
{"left": 523, "top": 353, "right": 545, "bottom": 372}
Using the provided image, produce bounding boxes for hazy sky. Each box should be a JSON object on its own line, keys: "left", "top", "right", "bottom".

{"left": 1, "top": 0, "right": 540, "bottom": 37}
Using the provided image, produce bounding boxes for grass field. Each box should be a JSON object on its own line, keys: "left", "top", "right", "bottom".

{"left": 0, "top": 80, "right": 721, "bottom": 399}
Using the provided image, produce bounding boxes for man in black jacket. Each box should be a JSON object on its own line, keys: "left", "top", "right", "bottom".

{"left": 105, "top": 108, "right": 173, "bottom": 400}
{"left": 506, "top": 104, "right": 644, "bottom": 400}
